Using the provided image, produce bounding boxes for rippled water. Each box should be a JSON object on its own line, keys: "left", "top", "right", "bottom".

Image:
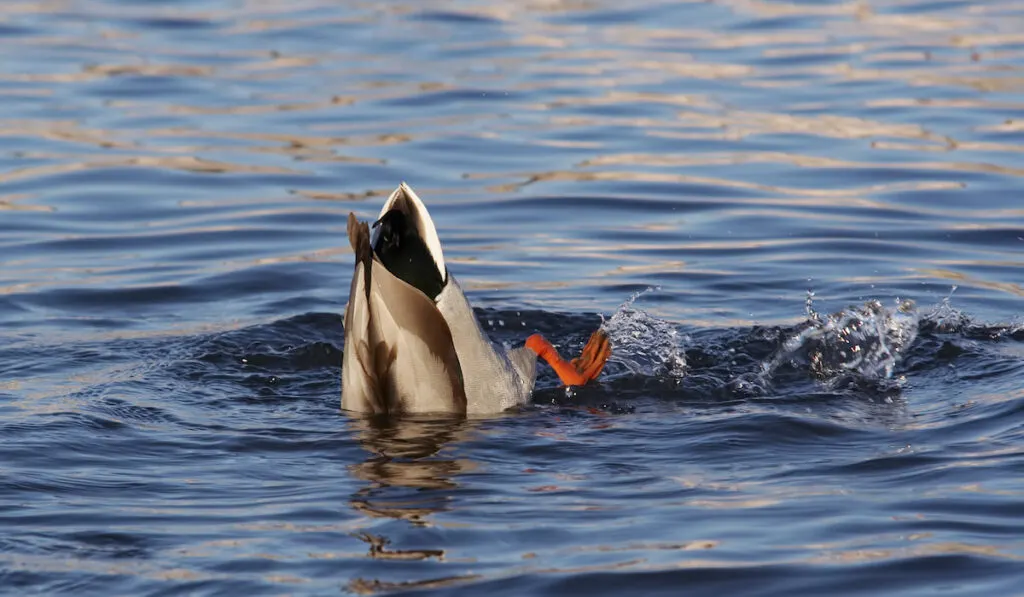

{"left": 2, "top": 0, "right": 1023, "bottom": 595}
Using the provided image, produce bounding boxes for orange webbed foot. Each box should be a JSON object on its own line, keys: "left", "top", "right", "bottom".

{"left": 572, "top": 329, "right": 611, "bottom": 382}
{"left": 526, "top": 329, "right": 611, "bottom": 387}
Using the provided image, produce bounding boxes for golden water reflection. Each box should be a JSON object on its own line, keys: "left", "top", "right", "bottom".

{"left": 0, "top": 0, "right": 1020, "bottom": 193}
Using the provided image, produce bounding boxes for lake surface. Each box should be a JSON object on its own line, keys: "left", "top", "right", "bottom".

{"left": 1, "top": 0, "right": 1023, "bottom": 595}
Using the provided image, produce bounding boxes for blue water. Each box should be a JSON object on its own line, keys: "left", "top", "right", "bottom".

{"left": 1, "top": 0, "right": 1023, "bottom": 595}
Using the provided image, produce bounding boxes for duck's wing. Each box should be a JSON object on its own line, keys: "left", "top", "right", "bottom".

{"left": 505, "top": 345, "right": 538, "bottom": 399}
{"left": 342, "top": 213, "right": 467, "bottom": 415}
{"left": 435, "top": 275, "right": 536, "bottom": 413}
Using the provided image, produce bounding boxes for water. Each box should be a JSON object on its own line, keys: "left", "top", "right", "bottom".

{"left": 1, "top": 0, "right": 1023, "bottom": 594}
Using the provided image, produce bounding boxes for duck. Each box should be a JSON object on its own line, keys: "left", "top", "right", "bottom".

{"left": 342, "top": 182, "right": 610, "bottom": 415}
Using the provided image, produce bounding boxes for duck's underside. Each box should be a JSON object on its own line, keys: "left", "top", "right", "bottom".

{"left": 341, "top": 183, "right": 610, "bottom": 416}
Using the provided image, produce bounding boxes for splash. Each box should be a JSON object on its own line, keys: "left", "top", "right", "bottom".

{"left": 921, "top": 286, "right": 971, "bottom": 334}
{"left": 601, "top": 288, "right": 687, "bottom": 379}
{"left": 767, "top": 297, "right": 920, "bottom": 382}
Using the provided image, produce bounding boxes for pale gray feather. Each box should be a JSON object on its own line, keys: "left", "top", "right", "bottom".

{"left": 435, "top": 276, "right": 537, "bottom": 414}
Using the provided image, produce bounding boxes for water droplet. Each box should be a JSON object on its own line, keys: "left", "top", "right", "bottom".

{"left": 601, "top": 288, "right": 687, "bottom": 379}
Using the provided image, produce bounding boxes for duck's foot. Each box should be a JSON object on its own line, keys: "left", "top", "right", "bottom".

{"left": 526, "top": 329, "right": 611, "bottom": 386}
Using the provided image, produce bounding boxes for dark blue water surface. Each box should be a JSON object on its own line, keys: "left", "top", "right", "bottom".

{"left": 1, "top": 0, "right": 1023, "bottom": 595}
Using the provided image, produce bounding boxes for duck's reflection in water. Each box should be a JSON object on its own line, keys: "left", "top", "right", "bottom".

{"left": 348, "top": 414, "right": 477, "bottom": 502}
{"left": 346, "top": 415, "right": 485, "bottom": 593}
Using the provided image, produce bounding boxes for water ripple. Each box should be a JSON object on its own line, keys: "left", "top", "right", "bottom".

{"left": 1, "top": 0, "right": 1023, "bottom": 595}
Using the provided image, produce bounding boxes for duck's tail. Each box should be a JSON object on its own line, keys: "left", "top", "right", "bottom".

{"left": 348, "top": 212, "right": 373, "bottom": 301}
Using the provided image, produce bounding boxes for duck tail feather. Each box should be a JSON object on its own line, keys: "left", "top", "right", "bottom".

{"left": 348, "top": 212, "right": 373, "bottom": 300}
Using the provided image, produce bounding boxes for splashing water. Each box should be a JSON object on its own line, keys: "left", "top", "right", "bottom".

{"left": 921, "top": 286, "right": 972, "bottom": 334}
{"left": 767, "top": 297, "right": 920, "bottom": 382}
{"left": 601, "top": 288, "right": 687, "bottom": 379}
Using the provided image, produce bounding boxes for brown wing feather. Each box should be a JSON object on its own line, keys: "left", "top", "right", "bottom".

{"left": 348, "top": 212, "right": 372, "bottom": 300}
{"left": 344, "top": 212, "right": 394, "bottom": 414}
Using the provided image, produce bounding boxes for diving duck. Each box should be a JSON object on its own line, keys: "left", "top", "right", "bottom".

{"left": 342, "top": 183, "right": 610, "bottom": 415}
